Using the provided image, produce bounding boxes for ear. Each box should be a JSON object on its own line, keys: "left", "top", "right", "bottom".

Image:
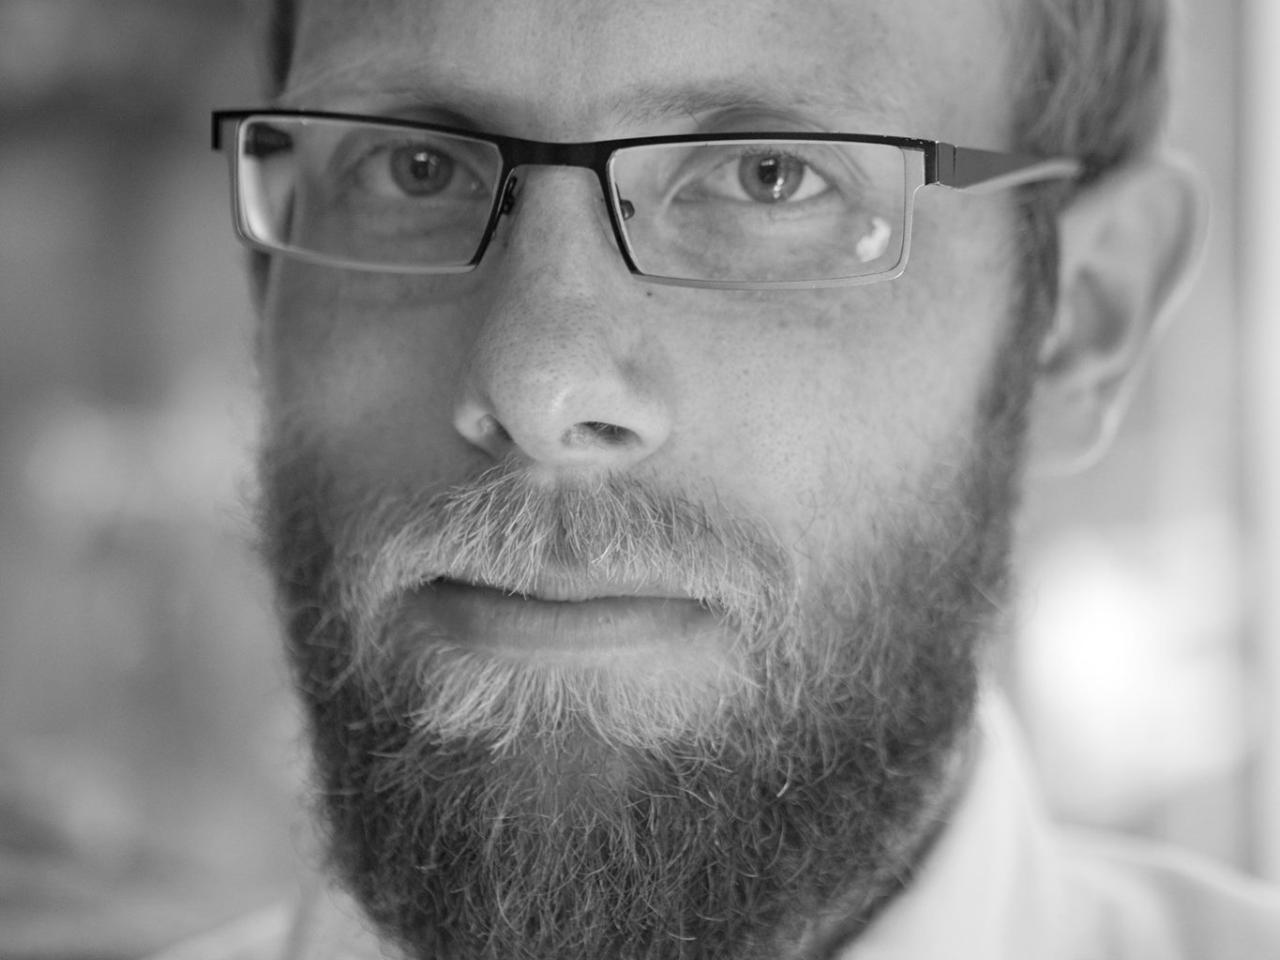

{"left": 1025, "top": 156, "right": 1207, "bottom": 476}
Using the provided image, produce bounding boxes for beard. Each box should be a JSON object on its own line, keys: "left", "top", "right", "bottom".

{"left": 259, "top": 311, "right": 1037, "bottom": 960}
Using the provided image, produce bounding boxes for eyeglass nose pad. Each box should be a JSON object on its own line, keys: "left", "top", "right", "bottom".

{"left": 499, "top": 175, "right": 521, "bottom": 215}
{"left": 611, "top": 183, "right": 636, "bottom": 222}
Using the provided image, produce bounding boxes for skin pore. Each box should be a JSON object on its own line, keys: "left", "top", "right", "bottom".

{"left": 258, "top": 0, "right": 1051, "bottom": 958}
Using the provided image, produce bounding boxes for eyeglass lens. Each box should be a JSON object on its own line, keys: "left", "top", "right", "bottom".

{"left": 233, "top": 116, "right": 911, "bottom": 282}
{"left": 610, "top": 140, "right": 907, "bottom": 284}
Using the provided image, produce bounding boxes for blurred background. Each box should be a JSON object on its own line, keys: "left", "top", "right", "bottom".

{"left": 0, "top": 0, "right": 1277, "bottom": 957}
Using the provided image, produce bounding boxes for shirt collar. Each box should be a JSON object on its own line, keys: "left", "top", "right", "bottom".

{"left": 841, "top": 692, "right": 1068, "bottom": 960}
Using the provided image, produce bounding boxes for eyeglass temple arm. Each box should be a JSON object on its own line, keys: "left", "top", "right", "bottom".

{"left": 933, "top": 144, "right": 1082, "bottom": 194}
{"left": 211, "top": 112, "right": 236, "bottom": 150}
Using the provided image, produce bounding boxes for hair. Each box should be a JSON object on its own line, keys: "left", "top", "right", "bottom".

{"left": 264, "top": 0, "right": 295, "bottom": 99}
{"left": 1010, "top": 0, "right": 1173, "bottom": 321}
{"left": 257, "top": 0, "right": 1173, "bottom": 323}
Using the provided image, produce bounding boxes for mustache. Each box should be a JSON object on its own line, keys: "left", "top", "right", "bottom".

{"left": 311, "top": 460, "right": 801, "bottom": 647}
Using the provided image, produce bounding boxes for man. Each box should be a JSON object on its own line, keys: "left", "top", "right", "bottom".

{"left": 185, "top": 0, "right": 1280, "bottom": 957}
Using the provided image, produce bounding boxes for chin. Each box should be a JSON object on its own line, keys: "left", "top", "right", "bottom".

{"left": 261, "top": 370, "right": 1025, "bottom": 959}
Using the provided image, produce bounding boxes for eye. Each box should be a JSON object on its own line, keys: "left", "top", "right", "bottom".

{"left": 690, "top": 148, "right": 833, "bottom": 205}
{"left": 737, "top": 152, "right": 821, "bottom": 203}
{"left": 344, "top": 138, "right": 488, "bottom": 202}
{"left": 389, "top": 144, "right": 458, "bottom": 197}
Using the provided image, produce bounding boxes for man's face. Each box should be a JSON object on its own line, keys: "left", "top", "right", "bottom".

{"left": 259, "top": 0, "right": 1039, "bottom": 957}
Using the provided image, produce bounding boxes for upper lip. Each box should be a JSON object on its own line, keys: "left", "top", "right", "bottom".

{"left": 433, "top": 572, "right": 698, "bottom": 604}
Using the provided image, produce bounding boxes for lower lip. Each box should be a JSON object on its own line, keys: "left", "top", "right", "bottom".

{"left": 408, "top": 580, "right": 721, "bottom": 664}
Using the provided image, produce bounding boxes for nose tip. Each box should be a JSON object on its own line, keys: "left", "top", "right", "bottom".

{"left": 453, "top": 369, "right": 671, "bottom": 470}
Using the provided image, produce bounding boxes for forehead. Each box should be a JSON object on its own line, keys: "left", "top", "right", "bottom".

{"left": 286, "top": 0, "right": 1019, "bottom": 145}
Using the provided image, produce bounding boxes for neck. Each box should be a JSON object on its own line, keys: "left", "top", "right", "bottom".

{"left": 776, "top": 726, "right": 978, "bottom": 960}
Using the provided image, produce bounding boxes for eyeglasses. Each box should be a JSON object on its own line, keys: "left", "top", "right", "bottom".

{"left": 211, "top": 109, "right": 1081, "bottom": 290}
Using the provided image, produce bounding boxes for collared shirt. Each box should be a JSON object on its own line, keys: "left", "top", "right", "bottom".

{"left": 151, "top": 698, "right": 1280, "bottom": 960}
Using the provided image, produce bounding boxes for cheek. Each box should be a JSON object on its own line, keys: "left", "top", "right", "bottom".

{"left": 672, "top": 214, "right": 1018, "bottom": 568}
{"left": 261, "top": 264, "right": 476, "bottom": 478}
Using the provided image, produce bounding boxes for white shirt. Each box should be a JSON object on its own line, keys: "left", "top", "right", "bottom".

{"left": 152, "top": 697, "right": 1280, "bottom": 960}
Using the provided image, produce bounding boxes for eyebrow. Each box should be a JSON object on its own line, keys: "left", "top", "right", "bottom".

{"left": 603, "top": 80, "right": 903, "bottom": 130}
{"left": 279, "top": 59, "right": 904, "bottom": 135}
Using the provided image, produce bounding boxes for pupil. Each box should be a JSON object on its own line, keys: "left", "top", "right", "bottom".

{"left": 740, "top": 153, "right": 802, "bottom": 202}
{"left": 392, "top": 146, "right": 454, "bottom": 196}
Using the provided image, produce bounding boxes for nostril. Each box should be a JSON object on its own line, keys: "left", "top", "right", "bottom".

{"left": 454, "top": 411, "right": 517, "bottom": 460}
{"left": 481, "top": 413, "right": 514, "bottom": 445}
{"left": 563, "top": 420, "right": 637, "bottom": 448}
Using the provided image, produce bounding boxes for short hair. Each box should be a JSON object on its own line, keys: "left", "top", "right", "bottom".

{"left": 265, "top": 0, "right": 295, "bottom": 100}
{"left": 1016, "top": 0, "right": 1170, "bottom": 176}
{"left": 1011, "top": 0, "right": 1172, "bottom": 336}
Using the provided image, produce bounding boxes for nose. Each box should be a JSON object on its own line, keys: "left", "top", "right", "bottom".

{"left": 452, "top": 169, "right": 672, "bottom": 473}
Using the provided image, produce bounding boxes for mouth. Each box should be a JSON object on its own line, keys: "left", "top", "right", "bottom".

{"left": 407, "top": 577, "right": 723, "bottom": 664}
{"left": 431, "top": 573, "right": 710, "bottom": 605}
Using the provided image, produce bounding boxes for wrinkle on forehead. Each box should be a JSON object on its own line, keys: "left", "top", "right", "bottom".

{"left": 287, "top": 0, "right": 1013, "bottom": 147}
{"left": 288, "top": 0, "right": 888, "bottom": 100}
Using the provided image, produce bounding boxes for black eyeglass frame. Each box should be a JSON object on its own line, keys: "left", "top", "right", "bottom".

{"left": 211, "top": 108, "right": 1082, "bottom": 290}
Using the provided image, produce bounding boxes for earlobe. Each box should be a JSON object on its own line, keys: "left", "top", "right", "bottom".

{"left": 1026, "top": 155, "right": 1208, "bottom": 476}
